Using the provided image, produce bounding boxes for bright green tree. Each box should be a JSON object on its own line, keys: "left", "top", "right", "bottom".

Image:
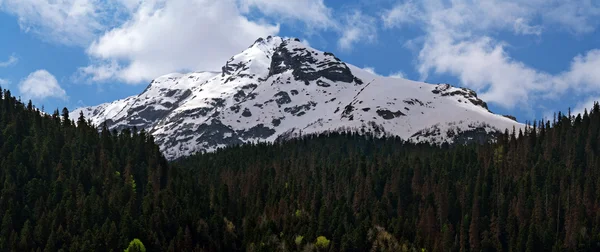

{"left": 124, "top": 238, "right": 146, "bottom": 252}
{"left": 295, "top": 235, "right": 304, "bottom": 246}
{"left": 315, "top": 236, "right": 330, "bottom": 249}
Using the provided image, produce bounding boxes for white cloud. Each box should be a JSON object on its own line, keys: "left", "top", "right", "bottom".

{"left": 514, "top": 18, "right": 542, "bottom": 36}
{"left": 383, "top": 0, "right": 538, "bottom": 36}
{"left": 76, "top": 60, "right": 121, "bottom": 83}
{"left": 389, "top": 71, "right": 406, "bottom": 79}
{"left": 3, "top": 0, "right": 377, "bottom": 84}
{"left": 543, "top": 1, "right": 600, "bottom": 34}
{"left": 239, "top": 0, "right": 377, "bottom": 51}
{"left": 19, "top": 70, "right": 67, "bottom": 100}
{"left": 573, "top": 97, "right": 600, "bottom": 117}
{"left": 417, "top": 33, "right": 553, "bottom": 107}
{"left": 557, "top": 50, "right": 600, "bottom": 92}
{"left": 300, "top": 39, "right": 311, "bottom": 48}
{"left": 362, "top": 66, "right": 376, "bottom": 75}
{"left": 361, "top": 67, "right": 407, "bottom": 79}
{"left": 238, "top": 0, "right": 333, "bottom": 29}
{"left": 116, "top": 0, "right": 142, "bottom": 11}
{"left": 338, "top": 10, "right": 377, "bottom": 50}
{"left": 0, "top": 79, "right": 10, "bottom": 85}
{"left": 81, "top": 0, "right": 279, "bottom": 83}
{"left": 382, "top": 0, "right": 420, "bottom": 28}
{"left": 0, "top": 0, "right": 130, "bottom": 46}
{"left": 0, "top": 54, "right": 18, "bottom": 67}
{"left": 383, "top": 0, "right": 600, "bottom": 109}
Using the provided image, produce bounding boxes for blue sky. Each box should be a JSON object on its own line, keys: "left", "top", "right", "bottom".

{"left": 1, "top": 0, "right": 600, "bottom": 122}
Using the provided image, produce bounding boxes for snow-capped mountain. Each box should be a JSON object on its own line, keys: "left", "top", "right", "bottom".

{"left": 73, "top": 36, "right": 523, "bottom": 160}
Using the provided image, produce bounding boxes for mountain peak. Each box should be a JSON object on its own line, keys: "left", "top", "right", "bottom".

{"left": 222, "top": 35, "right": 359, "bottom": 87}
{"left": 73, "top": 36, "right": 524, "bottom": 160}
{"left": 250, "top": 36, "right": 303, "bottom": 48}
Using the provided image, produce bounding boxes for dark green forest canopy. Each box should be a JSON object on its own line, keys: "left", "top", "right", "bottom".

{"left": 0, "top": 87, "right": 599, "bottom": 251}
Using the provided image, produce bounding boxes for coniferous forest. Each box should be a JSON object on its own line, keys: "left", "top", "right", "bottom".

{"left": 1, "top": 88, "right": 600, "bottom": 251}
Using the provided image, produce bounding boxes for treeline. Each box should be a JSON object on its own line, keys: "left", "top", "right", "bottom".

{"left": 173, "top": 106, "right": 600, "bottom": 251}
{"left": 1, "top": 85, "right": 600, "bottom": 251}
{"left": 0, "top": 89, "right": 170, "bottom": 251}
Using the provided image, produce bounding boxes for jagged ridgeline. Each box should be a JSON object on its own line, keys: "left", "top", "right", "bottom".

{"left": 73, "top": 36, "right": 522, "bottom": 160}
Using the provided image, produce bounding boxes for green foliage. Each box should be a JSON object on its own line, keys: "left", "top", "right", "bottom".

{"left": 171, "top": 106, "right": 600, "bottom": 251}
{"left": 0, "top": 89, "right": 169, "bottom": 251}
{"left": 295, "top": 235, "right": 304, "bottom": 246}
{"left": 124, "top": 238, "right": 146, "bottom": 252}
{"left": 315, "top": 236, "right": 330, "bottom": 249}
{"left": 493, "top": 145, "right": 503, "bottom": 165}
{"left": 129, "top": 175, "right": 136, "bottom": 191}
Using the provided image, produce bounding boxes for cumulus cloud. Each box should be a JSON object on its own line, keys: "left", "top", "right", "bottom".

{"left": 79, "top": 0, "right": 378, "bottom": 83}
{"left": 19, "top": 70, "right": 67, "bottom": 100}
{"left": 382, "top": 0, "right": 600, "bottom": 109}
{"left": 417, "top": 33, "right": 553, "bottom": 107}
{"left": 557, "top": 50, "right": 600, "bottom": 93}
{"left": 0, "top": 0, "right": 133, "bottom": 46}
{"left": 3, "top": 0, "right": 378, "bottom": 83}
{"left": 0, "top": 54, "right": 18, "bottom": 67}
{"left": 80, "top": 0, "right": 279, "bottom": 83}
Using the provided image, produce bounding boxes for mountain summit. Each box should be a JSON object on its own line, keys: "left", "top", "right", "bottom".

{"left": 73, "top": 36, "right": 522, "bottom": 159}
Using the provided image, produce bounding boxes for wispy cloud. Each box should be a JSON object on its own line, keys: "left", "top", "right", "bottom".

{"left": 361, "top": 66, "right": 407, "bottom": 79}
{"left": 338, "top": 10, "right": 377, "bottom": 51}
{"left": 239, "top": 0, "right": 334, "bottom": 30}
{"left": 362, "top": 66, "right": 376, "bottom": 75}
{"left": 514, "top": 18, "right": 542, "bottom": 36}
{"left": 0, "top": 54, "right": 18, "bottom": 67}
{"left": 388, "top": 71, "right": 406, "bottom": 79}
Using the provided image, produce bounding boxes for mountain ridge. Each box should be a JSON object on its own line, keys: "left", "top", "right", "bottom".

{"left": 73, "top": 36, "right": 523, "bottom": 159}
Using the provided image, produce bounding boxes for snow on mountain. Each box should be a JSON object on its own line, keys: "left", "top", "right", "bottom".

{"left": 73, "top": 36, "right": 523, "bottom": 160}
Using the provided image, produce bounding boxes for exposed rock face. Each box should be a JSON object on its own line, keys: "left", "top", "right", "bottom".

{"left": 268, "top": 40, "right": 355, "bottom": 85}
{"left": 73, "top": 36, "right": 524, "bottom": 160}
{"left": 503, "top": 115, "right": 517, "bottom": 121}
{"left": 376, "top": 109, "right": 406, "bottom": 119}
{"left": 432, "top": 84, "right": 489, "bottom": 110}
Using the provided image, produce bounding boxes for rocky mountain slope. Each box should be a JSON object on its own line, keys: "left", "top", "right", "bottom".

{"left": 73, "top": 36, "right": 523, "bottom": 160}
